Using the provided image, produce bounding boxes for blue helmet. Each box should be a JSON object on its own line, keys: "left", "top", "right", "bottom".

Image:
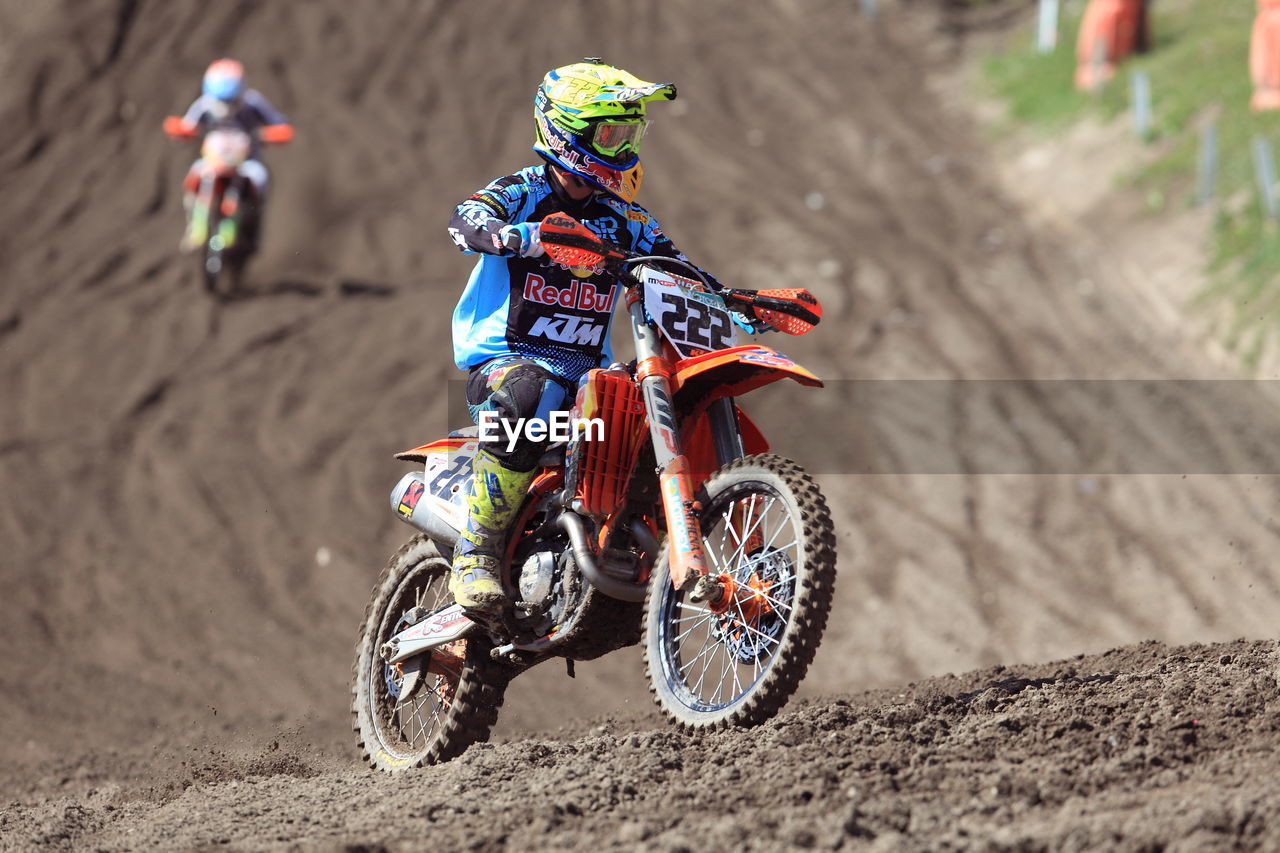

{"left": 202, "top": 58, "right": 245, "bottom": 101}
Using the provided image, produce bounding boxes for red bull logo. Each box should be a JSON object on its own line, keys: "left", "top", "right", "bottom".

{"left": 523, "top": 273, "right": 617, "bottom": 313}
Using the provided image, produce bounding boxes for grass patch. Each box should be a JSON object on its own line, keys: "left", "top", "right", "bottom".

{"left": 980, "top": 0, "right": 1280, "bottom": 357}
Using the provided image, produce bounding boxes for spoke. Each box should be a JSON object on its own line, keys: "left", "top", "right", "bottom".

{"left": 715, "top": 644, "right": 739, "bottom": 704}
{"left": 725, "top": 496, "right": 777, "bottom": 574}
{"left": 728, "top": 499, "right": 770, "bottom": 575}
{"left": 759, "top": 508, "right": 796, "bottom": 554}
{"left": 680, "top": 629, "right": 721, "bottom": 677}
{"left": 712, "top": 647, "right": 731, "bottom": 704}
{"left": 721, "top": 508, "right": 754, "bottom": 575}
{"left": 732, "top": 615, "right": 784, "bottom": 648}
{"left": 704, "top": 534, "right": 731, "bottom": 575}
{"left": 674, "top": 611, "right": 717, "bottom": 645}
{"left": 692, "top": 628, "right": 722, "bottom": 697}
{"left": 722, "top": 598, "right": 753, "bottom": 701}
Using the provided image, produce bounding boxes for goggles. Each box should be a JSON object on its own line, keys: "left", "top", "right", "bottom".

{"left": 589, "top": 120, "right": 648, "bottom": 162}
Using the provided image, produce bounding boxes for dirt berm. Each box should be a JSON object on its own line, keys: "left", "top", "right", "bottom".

{"left": 3, "top": 0, "right": 1280, "bottom": 849}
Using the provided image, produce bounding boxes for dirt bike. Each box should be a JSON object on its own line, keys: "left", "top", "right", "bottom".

{"left": 162, "top": 117, "right": 293, "bottom": 297}
{"left": 352, "top": 213, "right": 837, "bottom": 771}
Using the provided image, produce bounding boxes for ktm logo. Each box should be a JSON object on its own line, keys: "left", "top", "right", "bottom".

{"left": 528, "top": 312, "right": 604, "bottom": 346}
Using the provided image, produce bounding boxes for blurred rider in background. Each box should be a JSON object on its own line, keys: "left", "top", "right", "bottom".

{"left": 168, "top": 59, "right": 292, "bottom": 252}
{"left": 445, "top": 59, "right": 768, "bottom": 613}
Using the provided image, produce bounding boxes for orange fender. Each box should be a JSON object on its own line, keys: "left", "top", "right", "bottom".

{"left": 1253, "top": 1, "right": 1280, "bottom": 110}
{"left": 670, "top": 345, "right": 822, "bottom": 414}
{"left": 395, "top": 435, "right": 471, "bottom": 463}
{"left": 1075, "top": 0, "right": 1145, "bottom": 91}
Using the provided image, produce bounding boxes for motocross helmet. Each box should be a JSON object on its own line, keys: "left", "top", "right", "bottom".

{"left": 533, "top": 59, "right": 676, "bottom": 203}
{"left": 203, "top": 58, "right": 245, "bottom": 102}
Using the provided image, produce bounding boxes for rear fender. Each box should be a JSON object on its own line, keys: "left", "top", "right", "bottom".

{"left": 392, "top": 429, "right": 565, "bottom": 552}
{"left": 671, "top": 345, "right": 822, "bottom": 413}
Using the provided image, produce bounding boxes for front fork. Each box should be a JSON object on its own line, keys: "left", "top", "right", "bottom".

{"left": 189, "top": 173, "right": 240, "bottom": 251}
{"left": 627, "top": 290, "right": 714, "bottom": 591}
{"left": 189, "top": 172, "right": 215, "bottom": 246}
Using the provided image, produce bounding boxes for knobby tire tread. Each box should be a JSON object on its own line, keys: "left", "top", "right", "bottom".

{"left": 351, "top": 534, "right": 510, "bottom": 772}
{"left": 641, "top": 453, "right": 837, "bottom": 731}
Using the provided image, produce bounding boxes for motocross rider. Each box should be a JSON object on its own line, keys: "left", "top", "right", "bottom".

{"left": 446, "top": 59, "right": 766, "bottom": 613}
{"left": 169, "top": 59, "right": 292, "bottom": 252}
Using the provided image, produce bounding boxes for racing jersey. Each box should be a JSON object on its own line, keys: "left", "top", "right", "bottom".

{"left": 449, "top": 164, "right": 718, "bottom": 380}
{"left": 181, "top": 89, "right": 288, "bottom": 156}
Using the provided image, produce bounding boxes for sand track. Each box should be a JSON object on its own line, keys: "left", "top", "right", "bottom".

{"left": 3, "top": 0, "right": 1280, "bottom": 848}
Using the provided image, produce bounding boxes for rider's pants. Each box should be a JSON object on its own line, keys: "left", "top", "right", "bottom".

{"left": 452, "top": 357, "right": 575, "bottom": 578}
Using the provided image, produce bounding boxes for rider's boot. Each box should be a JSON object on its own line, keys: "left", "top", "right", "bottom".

{"left": 449, "top": 448, "right": 537, "bottom": 613}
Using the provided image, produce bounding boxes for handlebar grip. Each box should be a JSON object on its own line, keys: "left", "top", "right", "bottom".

{"left": 163, "top": 116, "right": 196, "bottom": 139}
{"left": 259, "top": 123, "right": 295, "bottom": 144}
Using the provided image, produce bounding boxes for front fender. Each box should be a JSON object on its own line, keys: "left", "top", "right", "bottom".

{"left": 671, "top": 345, "right": 822, "bottom": 413}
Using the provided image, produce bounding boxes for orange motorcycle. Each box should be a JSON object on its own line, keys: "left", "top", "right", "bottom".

{"left": 162, "top": 117, "right": 293, "bottom": 296}
{"left": 352, "top": 214, "right": 836, "bottom": 771}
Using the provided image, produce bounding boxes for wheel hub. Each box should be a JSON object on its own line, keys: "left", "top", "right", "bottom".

{"left": 715, "top": 548, "right": 793, "bottom": 664}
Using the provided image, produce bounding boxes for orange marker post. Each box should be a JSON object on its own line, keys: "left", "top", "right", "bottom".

{"left": 1075, "top": 0, "right": 1147, "bottom": 92}
{"left": 1252, "top": 0, "right": 1280, "bottom": 110}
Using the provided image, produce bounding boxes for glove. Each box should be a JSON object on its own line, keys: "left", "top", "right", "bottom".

{"left": 499, "top": 222, "right": 545, "bottom": 258}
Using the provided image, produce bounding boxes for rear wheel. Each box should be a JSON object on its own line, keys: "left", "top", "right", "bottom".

{"left": 201, "top": 207, "right": 247, "bottom": 299}
{"left": 642, "top": 453, "right": 836, "bottom": 729}
{"left": 352, "top": 535, "right": 510, "bottom": 772}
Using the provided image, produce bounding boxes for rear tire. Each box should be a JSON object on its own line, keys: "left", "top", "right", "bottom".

{"left": 202, "top": 239, "right": 221, "bottom": 296}
{"left": 642, "top": 453, "right": 836, "bottom": 730}
{"left": 352, "top": 535, "right": 510, "bottom": 772}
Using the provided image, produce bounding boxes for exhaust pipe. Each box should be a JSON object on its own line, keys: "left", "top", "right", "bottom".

{"left": 390, "top": 471, "right": 459, "bottom": 549}
{"left": 558, "top": 513, "right": 648, "bottom": 602}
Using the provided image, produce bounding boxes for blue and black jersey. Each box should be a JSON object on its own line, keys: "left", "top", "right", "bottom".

{"left": 181, "top": 89, "right": 288, "bottom": 157}
{"left": 448, "top": 164, "right": 717, "bottom": 381}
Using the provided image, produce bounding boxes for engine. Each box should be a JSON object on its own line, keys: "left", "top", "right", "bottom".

{"left": 513, "top": 543, "right": 576, "bottom": 631}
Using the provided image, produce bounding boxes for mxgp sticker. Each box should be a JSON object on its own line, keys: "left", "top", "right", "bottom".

{"left": 739, "top": 349, "right": 795, "bottom": 368}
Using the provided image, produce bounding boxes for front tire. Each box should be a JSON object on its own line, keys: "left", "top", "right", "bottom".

{"left": 351, "top": 535, "right": 510, "bottom": 772}
{"left": 642, "top": 453, "right": 836, "bottom": 729}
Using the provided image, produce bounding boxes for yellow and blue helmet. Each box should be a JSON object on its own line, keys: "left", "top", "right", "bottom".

{"left": 533, "top": 59, "right": 676, "bottom": 203}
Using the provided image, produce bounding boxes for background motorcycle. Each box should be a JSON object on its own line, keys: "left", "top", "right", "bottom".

{"left": 162, "top": 117, "right": 293, "bottom": 297}
{"left": 352, "top": 215, "right": 837, "bottom": 771}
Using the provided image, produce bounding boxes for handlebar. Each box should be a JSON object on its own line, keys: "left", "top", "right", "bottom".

{"left": 161, "top": 117, "right": 295, "bottom": 145}
{"left": 537, "top": 213, "right": 822, "bottom": 334}
{"left": 162, "top": 116, "right": 197, "bottom": 140}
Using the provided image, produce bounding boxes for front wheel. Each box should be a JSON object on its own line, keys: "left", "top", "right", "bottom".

{"left": 642, "top": 453, "right": 836, "bottom": 729}
{"left": 351, "top": 535, "right": 510, "bottom": 772}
